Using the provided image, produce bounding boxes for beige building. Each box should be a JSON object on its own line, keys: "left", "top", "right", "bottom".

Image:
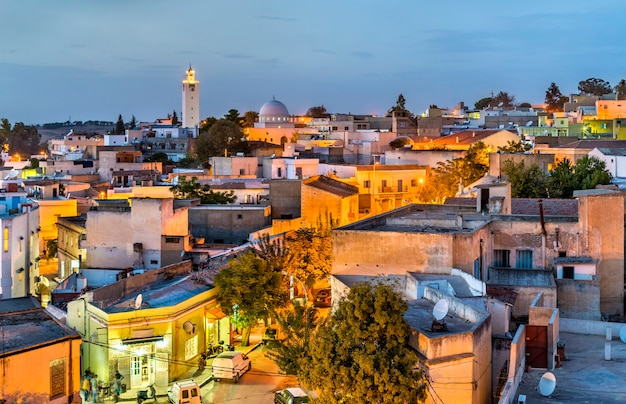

{"left": 56, "top": 215, "right": 87, "bottom": 278}
{"left": 84, "top": 198, "right": 191, "bottom": 270}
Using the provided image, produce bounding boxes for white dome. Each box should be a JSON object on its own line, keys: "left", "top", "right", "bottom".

{"left": 259, "top": 99, "right": 290, "bottom": 120}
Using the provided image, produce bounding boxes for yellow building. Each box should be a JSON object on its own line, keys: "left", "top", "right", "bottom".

{"left": 66, "top": 261, "right": 229, "bottom": 389}
{"left": 0, "top": 297, "right": 82, "bottom": 403}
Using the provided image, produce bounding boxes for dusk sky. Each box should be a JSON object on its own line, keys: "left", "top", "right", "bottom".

{"left": 2, "top": 1, "right": 626, "bottom": 125}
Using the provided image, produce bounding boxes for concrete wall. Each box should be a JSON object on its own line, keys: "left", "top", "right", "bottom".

{"left": 268, "top": 180, "right": 301, "bottom": 220}
{"left": 189, "top": 205, "right": 271, "bottom": 245}
{"left": 489, "top": 152, "right": 555, "bottom": 177}
{"left": 301, "top": 179, "right": 359, "bottom": 227}
{"left": 556, "top": 279, "right": 601, "bottom": 320}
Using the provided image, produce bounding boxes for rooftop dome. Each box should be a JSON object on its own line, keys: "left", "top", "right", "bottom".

{"left": 259, "top": 99, "right": 290, "bottom": 118}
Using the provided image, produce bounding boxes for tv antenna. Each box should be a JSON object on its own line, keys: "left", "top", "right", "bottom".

{"left": 538, "top": 372, "right": 556, "bottom": 397}
{"left": 134, "top": 294, "right": 143, "bottom": 310}
{"left": 431, "top": 300, "right": 449, "bottom": 332}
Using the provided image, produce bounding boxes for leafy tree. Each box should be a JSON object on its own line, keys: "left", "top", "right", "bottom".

{"left": 474, "top": 97, "right": 493, "bottom": 110}
{"left": 432, "top": 141, "right": 490, "bottom": 198}
{"left": 305, "top": 281, "right": 426, "bottom": 404}
{"left": 175, "top": 155, "right": 200, "bottom": 168}
{"left": 115, "top": 114, "right": 125, "bottom": 135}
{"left": 545, "top": 82, "right": 568, "bottom": 112}
{"left": 578, "top": 77, "right": 612, "bottom": 96}
{"left": 214, "top": 251, "right": 287, "bottom": 345}
{"left": 498, "top": 140, "right": 531, "bottom": 153}
{"left": 573, "top": 155, "right": 612, "bottom": 190}
{"left": 615, "top": 79, "right": 626, "bottom": 100}
{"left": 171, "top": 110, "right": 179, "bottom": 125}
{"left": 8, "top": 122, "right": 41, "bottom": 157}
{"left": 0, "top": 118, "right": 11, "bottom": 145}
{"left": 200, "top": 117, "right": 218, "bottom": 132}
{"left": 129, "top": 115, "right": 137, "bottom": 129}
{"left": 242, "top": 111, "right": 258, "bottom": 128}
{"left": 501, "top": 160, "right": 549, "bottom": 198}
{"left": 196, "top": 119, "right": 248, "bottom": 159}
{"left": 389, "top": 137, "right": 410, "bottom": 150}
{"left": 518, "top": 102, "right": 532, "bottom": 108}
{"left": 284, "top": 222, "right": 333, "bottom": 291}
{"left": 255, "top": 233, "right": 289, "bottom": 273}
{"left": 169, "top": 176, "right": 236, "bottom": 204}
{"left": 267, "top": 301, "right": 319, "bottom": 377}
{"left": 493, "top": 91, "right": 515, "bottom": 109}
{"left": 546, "top": 159, "right": 576, "bottom": 198}
{"left": 387, "top": 93, "right": 413, "bottom": 117}
{"left": 144, "top": 152, "right": 171, "bottom": 164}
{"left": 305, "top": 105, "right": 329, "bottom": 118}
{"left": 224, "top": 109, "right": 241, "bottom": 124}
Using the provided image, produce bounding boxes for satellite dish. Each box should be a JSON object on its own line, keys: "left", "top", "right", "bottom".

{"left": 538, "top": 372, "right": 556, "bottom": 397}
{"left": 134, "top": 294, "right": 143, "bottom": 310}
{"left": 525, "top": 120, "right": 533, "bottom": 127}
{"left": 498, "top": 102, "right": 504, "bottom": 107}
{"left": 432, "top": 300, "right": 449, "bottom": 321}
{"left": 619, "top": 326, "right": 626, "bottom": 343}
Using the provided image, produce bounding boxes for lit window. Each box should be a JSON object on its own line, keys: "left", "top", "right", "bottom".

{"left": 3, "top": 227, "right": 8, "bottom": 252}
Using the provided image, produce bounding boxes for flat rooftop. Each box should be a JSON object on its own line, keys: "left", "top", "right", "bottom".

{"left": 404, "top": 298, "right": 477, "bottom": 337}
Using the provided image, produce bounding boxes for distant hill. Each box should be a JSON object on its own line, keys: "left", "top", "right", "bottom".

{"left": 37, "top": 122, "right": 113, "bottom": 143}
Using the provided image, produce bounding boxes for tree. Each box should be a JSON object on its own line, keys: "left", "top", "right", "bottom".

{"left": 267, "top": 301, "right": 319, "bottom": 377}
{"left": 214, "top": 251, "right": 287, "bottom": 345}
{"left": 195, "top": 119, "right": 248, "bottom": 159}
{"left": 518, "top": 102, "right": 532, "bottom": 108}
{"left": 432, "top": 141, "right": 490, "bottom": 198}
{"left": 389, "top": 137, "right": 410, "bottom": 150}
{"left": 129, "top": 115, "right": 137, "bottom": 129}
{"left": 572, "top": 156, "right": 612, "bottom": 191}
{"left": 474, "top": 97, "right": 493, "bottom": 110}
{"left": 8, "top": 122, "right": 41, "bottom": 157}
{"left": 305, "top": 105, "right": 328, "bottom": 118}
{"left": 498, "top": 140, "right": 531, "bottom": 153}
{"left": 0, "top": 118, "right": 11, "bottom": 145}
{"left": 115, "top": 114, "right": 125, "bottom": 135}
{"left": 304, "top": 281, "right": 427, "bottom": 404}
{"left": 171, "top": 110, "right": 179, "bottom": 125}
{"left": 615, "top": 79, "right": 626, "bottom": 100}
{"left": 284, "top": 221, "right": 333, "bottom": 290}
{"left": 546, "top": 158, "right": 576, "bottom": 198}
{"left": 493, "top": 91, "right": 515, "bottom": 109}
{"left": 224, "top": 109, "right": 241, "bottom": 124}
{"left": 200, "top": 117, "right": 218, "bottom": 132}
{"left": 578, "top": 77, "right": 612, "bottom": 96}
{"left": 242, "top": 111, "right": 258, "bottom": 128}
{"left": 501, "top": 160, "right": 549, "bottom": 198}
{"left": 545, "top": 82, "right": 568, "bottom": 112}
{"left": 387, "top": 93, "right": 413, "bottom": 117}
{"left": 144, "top": 152, "right": 171, "bottom": 164}
{"left": 169, "top": 176, "right": 236, "bottom": 204}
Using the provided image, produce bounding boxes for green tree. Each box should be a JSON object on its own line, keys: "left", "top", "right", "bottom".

{"left": 389, "top": 137, "right": 410, "bottom": 150}
{"left": 387, "top": 93, "right": 413, "bottom": 117}
{"left": 501, "top": 160, "right": 549, "bottom": 198}
{"left": 474, "top": 97, "right": 493, "bottom": 110}
{"left": 200, "top": 117, "right": 218, "bottom": 132}
{"left": 573, "top": 155, "right": 612, "bottom": 190}
{"left": 144, "top": 152, "right": 171, "bottom": 163}
{"left": 171, "top": 110, "right": 179, "bottom": 125}
{"left": 545, "top": 82, "right": 568, "bottom": 112}
{"left": 578, "top": 77, "right": 612, "bottom": 96}
{"left": 494, "top": 91, "right": 515, "bottom": 109}
{"left": 518, "top": 102, "right": 532, "bottom": 108}
{"left": 214, "top": 251, "right": 287, "bottom": 345}
{"left": 242, "top": 111, "right": 259, "bottom": 128}
{"left": 284, "top": 222, "right": 333, "bottom": 291}
{"left": 8, "top": 122, "right": 41, "bottom": 157}
{"left": 115, "top": 114, "right": 125, "bottom": 135}
{"left": 224, "top": 109, "right": 241, "bottom": 124}
{"left": 129, "top": 115, "right": 137, "bottom": 129}
{"left": 0, "top": 118, "right": 11, "bottom": 145}
{"left": 498, "top": 140, "right": 531, "bottom": 153}
{"left": 267, "top": 301, "right": 319, "bottom": 377}
{"left": 196, "top": 119, "right": 248, "bottom": 159}
{"left": 305, "top": 281, "right": 426, "bottom": 404}
{"left": 546, "top": 158, "right": 576, "bottom": 198}
{"left": 432, "top": 141, "right": 490, "bottom": 198}
{"left": 169, "top": 176, "right": 236, "bottom": 204}
{"left": 305, "top": 105, "right": 328, "bottom": 118}
{"left": 615, "top": 79, "right": 626, "bottom": 100}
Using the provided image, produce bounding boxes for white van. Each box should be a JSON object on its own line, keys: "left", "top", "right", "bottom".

{"left": 212, "top": 351, "right": 251, "bottom": 383}
{"left": 168, "top": 380, "right": 202, "bottom": 404}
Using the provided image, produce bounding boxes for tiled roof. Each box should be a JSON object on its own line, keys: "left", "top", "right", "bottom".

{"left": 427, "top": 129, "right": 514, "bottom": 146}
{"left": 304, "top": 175, "right": 359, "bottom": 197}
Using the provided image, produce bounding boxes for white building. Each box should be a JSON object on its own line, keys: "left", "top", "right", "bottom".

{"left": 182, "top": 66, "right": 200, "bottom": 130}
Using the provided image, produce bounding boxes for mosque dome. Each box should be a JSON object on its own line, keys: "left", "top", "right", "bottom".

{"left": 259, "top": 98, "right": 290, "bottom": 123}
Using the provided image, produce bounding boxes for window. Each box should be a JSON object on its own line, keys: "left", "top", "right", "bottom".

{"left": 364, "top": 180, "right": 370, "bottom": 188}
{"left": 563, "top": 266, "right": 574, "bottom": 279}
{"left": 344, "top": 126, "right": 349, "bottom": 130}
{"left": 50, "top": 358, "right": 65, "bottom": 398}
{"left": 237, "top": 214, "right": 242, "bottom": 219}
{"left": 185, "top": 335, "right": 198, "bottom": 360}
{"left": 493, "top": 249, "right": 510, "bottom": 268}
{"left": 600, "top": 123, "right": 607, "bottom": 129}
{"left": 165, "top": 237, "right": 180, "bottom": 244}
{"left": 399, "top": 122, "right": 406, "bottom": 128}
{"left": 3, "top": 227, "right": 8, "bottom": 252}
{"left": 239, "top": 168, "right": 245, "bottom": 175}
{"left": 150, "top": 260, "right": 158, "bottom": 265}
{"left": 277, "top": 167, "right": 282, "bottom": 178}
{"left": 332, "top": 126, "right": 338, "bottom": 131}
{"left": 516, "top": 250, "right": 533, "bottom": 269}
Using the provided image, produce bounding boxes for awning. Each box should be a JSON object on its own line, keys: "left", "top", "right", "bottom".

{"left": 121, "top": 336, "right": 164, "bottom": 345}
{"left": 205, "top": 306, "right": 227, "bottom": 320}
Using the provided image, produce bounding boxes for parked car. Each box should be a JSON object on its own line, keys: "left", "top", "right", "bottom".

{"left": 262, "top": 327, "right": 278, "bottom": 345}
{"left": 313, "top": 288, "right": 331, "bottom": 308}
{"left": 212, "top": 351, "right": 251, "bottom": 383}
{"left": 168, "top": 380, "right": 202, "bottom": 404}
{"left": 274, "top": 387, "right": 310, "bottom": 404}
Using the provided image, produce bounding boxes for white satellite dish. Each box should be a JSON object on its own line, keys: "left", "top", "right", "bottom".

{"left": 525, "top": 120, "right": 533, "bottom": 127}
{"left": 619, "top": 326, "right": 626, "bottom": 343}
{"left": 538, "top": 372, "right": 556, "bottom": 397}
{"left": 498, "top": 102, "right": 504, "bottom": 107}
{"left": 432, "top": 300, "right": 449, "bottom": 321}
{"left": 134, "top": 294, "right": 143, "bottom": 310}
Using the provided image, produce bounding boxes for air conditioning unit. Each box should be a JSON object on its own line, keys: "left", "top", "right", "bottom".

{"left": 517, "top": 394, "right": 526, "bottom": 404}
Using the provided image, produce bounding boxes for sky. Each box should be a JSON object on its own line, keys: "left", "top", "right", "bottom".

{"left": 2, "top": 0, "right": 626, "bottom": 125}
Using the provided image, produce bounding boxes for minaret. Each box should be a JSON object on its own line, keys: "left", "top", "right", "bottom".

{"left": 182, "top": 65, "right": 200, "bottom": 129}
